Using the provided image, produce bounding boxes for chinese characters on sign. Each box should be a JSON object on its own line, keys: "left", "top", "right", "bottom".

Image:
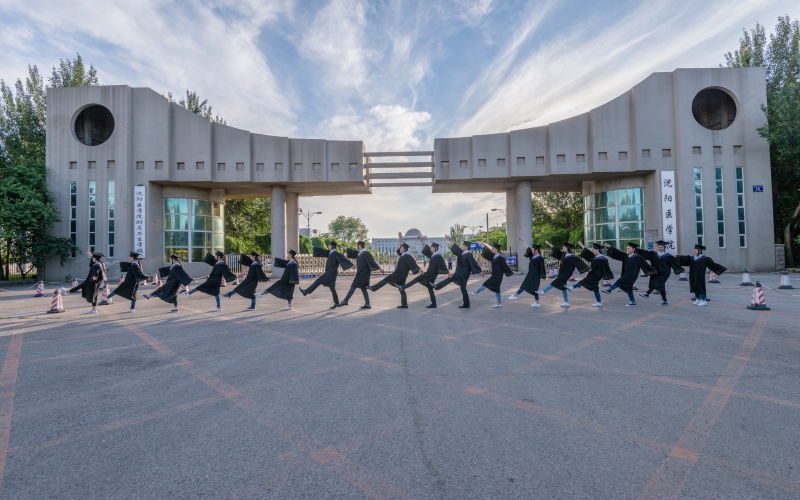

{"left": 133, "top": 186, "right": 146, "bottom": 258}
{"left": 660, "top": 171, "right": 677, "bottom": 251}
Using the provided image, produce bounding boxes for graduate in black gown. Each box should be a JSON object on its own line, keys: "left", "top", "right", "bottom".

{"left": 470, "top": 242, "right": 514, "bottom": 308}
{"left": 67, "top": 252, "right": 106, "bottom": 314}
{"left": 401, "top": 236, "right": 448, "bottom": 308}
{"left": 677, "top": 244, "right": 727, "bottom": 306}
{"left": 507, "top": 238, "right": 547, "bottom": 307}
{"left": 188, "top": 251, "right": 238, "bottom": 311}
{"left": 601, "top": 242, "right": 657, "bottom": 306}
{"left": 541, "top": 241, "right": 589, "bottom": 307}
{"left": 223, "top": 252, "right": 269, "bottom": 310}
{"left": 338, "top": 241, "right": 380, "bottom": 309}
{"left": 107, "top": 251, "right": 149, "bottom": 312}
{"left": 300, "top": 241, "right": 354, "bottom": 308}
{"left": 143, "top": 254, "right": 193, "bottom": 312}
{"left": 431, "top": 236, "right": 483, "bottom": 308}
{"left": 368, "top": 233, "right": 421, "bottom": 308}
{"left": 636, "top": 240, "right": 685, "bottom": 305}
{"left": 567, "top": 242, "right": 614, "bottom": 306}
{"left": 261, "top": 250, "right": 299, "bottom": 310}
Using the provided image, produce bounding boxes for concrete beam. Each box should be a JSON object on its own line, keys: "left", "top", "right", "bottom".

{"left": 370, "top": 182, "right": 433, "bottom": 188}
{"left": 366, "top": 162, "right": 434, "bottom": 168}
{"left": 365, "top": 172, "right": 434, "bottom": 180}
{"left": 363, "top": 151, "right": 433, "bottom": 157}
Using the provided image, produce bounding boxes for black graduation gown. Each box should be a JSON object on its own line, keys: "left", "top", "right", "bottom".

{"left": 635, "top": 249, "right": 684, "bottom": 292}
{"left": 549, "top": 247, "right": 589, "bottom": 290}
{"left": 69, "top": 262, "right": 104, "bottom": 304}
{"left": 347, "top": 248, "right": 380, "bottom": 289}
{"left": 151, "top": 263, "right": 193, "bottom": 303}
{"left": 480, "top": 247, "right": 514, "bottom": 292}
{"left": 266, "top": 258, "right": 299, "bottom": 300}
{"left": 231, "top": 262, "right": 269, "bottom": 299}
{"left": 519, "top": 254, "right": 546, "bottom": 294}
{"left": 677, "top": 255, "right": 727, "bottom": 297}
{"left": 418, "top": 245, "right": 448, "bottom": 283}
{"left": 112, "top": 262, "right": 148, "bottom": 301}
{"left": 577, "top": 248, "right": 614, "bottom": 292}
{"left": 383, "top": 252, "right": 420, "bottom": 285}
{"left": 311, "top": 248, "right": 354, "bottom": 287}
{"left": 606, "top": 247, "right": 656, "bottom": 293}
{"left": 194, "top": 262, "right": 238, "bottom": 296}
{"left": 446, "top": 244, "right": 482, "bottom": 287}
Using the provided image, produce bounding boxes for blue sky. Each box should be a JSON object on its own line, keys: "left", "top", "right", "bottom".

{"left": 1, "top": 0, "right": 796, "bottom": 238}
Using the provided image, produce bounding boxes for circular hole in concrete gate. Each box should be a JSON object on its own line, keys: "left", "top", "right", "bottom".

{"left": 73, "top": 104, "right": 115, "bottom": 146}
{"left": 691, "top": 87, "right": 737, "bottom": 130}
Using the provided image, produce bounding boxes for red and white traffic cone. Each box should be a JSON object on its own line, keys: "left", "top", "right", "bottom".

{"left": 119, "top": 274, "right": 124, "bottom": 285}
{"left": 99, "top": 286, "right": 112, "bottom": 305}
{"left": 708, "top": 271, "right": 720, "bottom": 284}
{"left": 33, "top": 280, "right": 47, "bottom": 297}
{"left": 47, "top": 289, "right": 65, "bottom": 313}
{"left": 152, "top": 273, "right": 160, "bottom": 287}
{"left": 747, "top": 281, "right": 770, "bottom": 310}
{"left": 548, "top": 268, "right": 556, "bottom": 279}
{"left": 740, "top": 269, "right": 753, "bottom": 286}
{"left": 71, "top": 279, "right": 78, "bottom": 288}
{"left": 678, "top": 271, "right": 688, "bottom": 282}
{"left": 221, "top": 276, "right": 227, "bottom": 287}
{"left": 778, "top": 271, "right": 794, "bottom": 290}
{"left": 569, "top": 272, "right": 576, "bottom": 282}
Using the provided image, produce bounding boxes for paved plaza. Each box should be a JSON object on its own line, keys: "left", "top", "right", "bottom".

{"left": 0, "top": 272, "right": 798, "bottom": 499}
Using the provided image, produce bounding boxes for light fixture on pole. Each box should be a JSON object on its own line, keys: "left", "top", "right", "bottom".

{"left": 298, "top": 208, "right": 322, "bottom": 237}
{"left": 462, "top": 224, "right": 483, "bottom": 237}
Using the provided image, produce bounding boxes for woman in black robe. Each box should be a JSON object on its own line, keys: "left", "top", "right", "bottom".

{"left": 338, "top": 242, "right": 380, "bottom": 309}
{"left": 471, "top": 242, "right": 514, "bottom": 308}
{"left": 107, "top": 251, "right": 148, "bottom": 312}
{"left": 508, "top": 239, "right": 547, "bottom": 307}
{"left": 568, "top": 242, "right": 614, "bottom": 306}
{"left": 260, "top": 250, "right": 299, "bottom": 311}
{"left": 68, "top": 252, "right": 106, "bottom": 314}
{"left": 143, "top": 254, "right": 193, "bottom": 312}
{"left": 224, "top": 252, "right": 269, "bottom": 310}
{"left": 541, "top": 241, "right": 589, "bottom": 307}
{"left": 431, "top": 237, "right": 483, "bottom": 308}
{"left": 188, "top": 251, "right": 238, "bottom": 311}
{"left": 601, "top": 242, "right": 657, "bottom": 306}
{"left": 677, "top": 244, "right": 727, "bottom": 306}
{"left": 636, "top": 240, "right": 685, "bottom": 305}
{"left": 300, "top": 242, "right": 354, "bottom": 308}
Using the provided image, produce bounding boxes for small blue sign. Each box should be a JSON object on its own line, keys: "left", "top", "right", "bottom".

{"left": 753, "top": 185, "right": 764, "bottom": 192}
{"left": 469, "top": 243, "right": 482, "bottom": 251}
{"left": 505, "top": 256, "right": 517, "bottom": 267}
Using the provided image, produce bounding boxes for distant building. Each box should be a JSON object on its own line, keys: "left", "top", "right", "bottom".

{"left": 371, "top": 228, "right": 450, "bottom": 257}
{"left": 300, "top": 228, "right": 319, "bottom": 238}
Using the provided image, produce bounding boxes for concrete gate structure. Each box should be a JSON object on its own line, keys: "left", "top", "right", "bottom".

{"left": 45, "top": 67, "right": 774, "bottom": 280}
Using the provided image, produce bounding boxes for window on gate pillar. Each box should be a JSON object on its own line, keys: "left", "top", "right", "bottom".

{"left": 694, "top": 168, "right": 704, "bottom": 246}
{"left": 70, "top": 182, "right": 77, "bottom": 257}
{"left": 715, "top": 167, "right": 725, "bottom": 248}
{"left": 108, "top": 181, "right": 115, "bottom": 258}
{"left": 736, "top": 167, "right": 746, "bottom": 247}
{"left": 88, "top": 181, "right": 96, "bottom": 252}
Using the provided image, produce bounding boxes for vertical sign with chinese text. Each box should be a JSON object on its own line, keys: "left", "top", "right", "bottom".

{"left": 660, "top": 171, "right": 677, "bottom": 251}
{"left": 133, "top": 186, "right": 146, "bottom": 258}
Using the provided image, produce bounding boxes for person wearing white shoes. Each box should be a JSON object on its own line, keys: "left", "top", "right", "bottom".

{"left": 261, "top": 250, "right": 299, "bottom": 311}
{"left": 67, "top": 251, "right": 106, "bottom": 314}
{"left": 568, "top": 242, "right": 614, "bottom": 307}
{"left": 677, "top": 244, "right": 727, "bottom": 306}
{"left": 431, "top": 237, "right": 483, "bottom": 308}
{"left": 339, "top": 242, "right": 380, "bottom": 309}
{"left": 507, "top": 239, "right": 546, "bottom": 308}
{"left": 540, "top": 242, "right": 589, "bottom": 307}
{"left": 143, "top": 254, "right": 193, "bottom": 312}
{"left": 188, "top": 251, "right": 237, "bottom": 311}
{"left": 368, "top": 233, "right": 420, "bottom": 309}
{"left": 107, "top": 251, "right": 148, "bottom": 313}
{"left": 224, "top": 252, "right": 269, "bottom": 310}
{"left": 635, "top": 240, "right": 685, "bottom": 306}
{"left": 471, "top": 242, "right": 514, "bottom": 308}
{"left": 601, "top": 242, "right": 657, "bottom": 306}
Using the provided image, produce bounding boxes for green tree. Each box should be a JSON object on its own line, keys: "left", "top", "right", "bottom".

{"left": 724, "top": 16, "right": 800, "bottom": 265}
{"left": 327, "top": 216, "right": 368, "bottom": 246}
{"left": 0, "top": 161, "right": 76, "bottom": 279}
{"left": 168, "top": 89, "right": 227, "bottom": 125}
{"left": 298, "top": 234, "right": 313, "bottom": 254}
{"left": 475, "top": 226, "right": 508, "bottom": 250}
{"left": 448, "top": 223, "right": 466, "bottom": 245}
{"left": 223, "top": 198, "right": 271, "bottom": 254}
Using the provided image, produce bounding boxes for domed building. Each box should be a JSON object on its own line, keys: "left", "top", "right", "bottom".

{"left": 370, "top": 229, "right": 450, "bottom": 257}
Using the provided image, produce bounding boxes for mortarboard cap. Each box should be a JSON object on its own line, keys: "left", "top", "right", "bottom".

{"left": 169, "top": 253, "right": 181, "bottom": 260}
{"left": 129, "top": 251, "right": 140, "bottom": 258}
{"left": 328, "top": 241, "right": 338, "bottom": 249}
{"left": 655, "top": 240, "right": 669, "bottom": 246}
{"left": 694, "top": 244, "right": 706, "bottom": 251}
{"left": 357, "top": 241, "right": 366, "bottom": 248}
{"left": 400, "top": 243, "right": 410, "bottom": 251}
{"left": 214, "top": 250, "right": 225, "bottom": 258}
{"left": 288, "top": 249, "right": 297, "bottom": 257}
{"left": 462, "top": 241, "right": 471, "bottom": 248}
{"left": 531, "top": 244, "right": 541, "bottom": 251}
{"left": 249, "top": 251, "right": 259, "bottom": 258}
{"left": 592, "top": 242, "right": 603, "bottom": 250}
{"left": 626, "top": 242, "right": 640, "bottom": 249}
{"left": 492, "top": 243, "right": 502, "bottom": 250}
{"left": 239, "top": 254, "right": 253, "bottom": 267}
{"left": 91, "top": 252, "right": 104, "bottom": 259}
{"left": 430, "top": 242, "right": 439, "bottom": 249}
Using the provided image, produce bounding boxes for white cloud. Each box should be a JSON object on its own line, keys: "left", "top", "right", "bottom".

{"left": 454, "top": 0, "right": 495, "bottom": 27}
{"left": 321, "top": 104, "right": 432, "bottom": 152}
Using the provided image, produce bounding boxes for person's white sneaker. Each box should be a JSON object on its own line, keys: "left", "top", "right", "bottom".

{"left": 124, "top": 309, "right": 135, "bottom": 313}
{"left": 625, "top": 302, "right": 637, "bottom": 307}
{"left": 209, "top": 307, "right": 221, "bottom": 312}
{"left": 560, "top": 302, "right": 570, "bottom": 307}
{"left": 530, "top": 302, "right": 541, "bottom": 308}
{"left": 182, "top": 291, "right": 190, "bottom": 295}
{"left": 692, "top": 299, "right": 699, "bottom": 305}
{"left": 468, "top": 291, "right": 476, "bottom": 296}
{"left": 86, "top": 309, "right": 97, "bottom": 314}
{"left": 566, "top": 285, "right": 574, "bottom": 291}
{"left": 697, "top": 300, "right": 707, "bottom": 306}
{"left": 255, "top": 292, "right": 263, "bottom": 298}
{"left": 492, "top": 303, "right": 501, "bottom": 308}
{"left": 281, "top": 305, "right": 293, "bottom": 311}
{"left": 592, "top": 302, "right": 603, "bottom": 307}
{"left": 507, "top": 295, "right": 518, "bottom": 300}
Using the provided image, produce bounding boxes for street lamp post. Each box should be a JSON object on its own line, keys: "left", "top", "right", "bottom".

{"left": 462, "top": 224, "right": 483, "bottom": 239}
{"left": 490, "top": 208, "right": 508, "bottom": 247}
{"left": 298, "top": 208, "right": 322, "bottom": 240}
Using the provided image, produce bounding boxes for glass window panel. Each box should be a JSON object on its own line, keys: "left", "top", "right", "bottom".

{"left": 193, "top": 216, "right": 212, "bottom": 231}
{"left": 213, "top": 217, "right": 224, "bottom": 232}
{"left": 595, "top": 224, "right": 616, "bottom": 240}
{"left": 594, "top": 191, "right": 615, "bottom": 207}
{"left": 218, "top": 204, "right": 224, "bottom": 219}
{"left": 71, "top": 194, "right": 77, "bottom": 206}
{"left": 695, "top": 181, "right": 702, "bottom": 194}
{"left": 89, "top": 220, "right": 95, "bottom": 232}
{"left": 740, "top": 236, "right": 746, "bottom": 247}
{"left": 108, "top": 220, "right": 115, "bottom": 231}
{"left": 71, "top": 207, "right": 76, "bottom": 219}
{"left": 695, "top": 194, "right": 701, "bottom": 207}
{"left": 165, "top": 198, "right": 188, "bottom": 214}
{"left": 738, "top": 208, "right": 744, "bottom": 220}
{"left": 165, "top": 248, "right": 189, "bottom": 262}
{"left": 90, "top": 207, "right": 95, "bottom": 219}
{"left": 717, "top": 208, "right": 724, "bottom": 221}
{"left": 164, "top": 215, "right": 189, "bottom": 230}
{"left": 736, "top": 180, "right": 743, "bottom": 193}
{"left": 719, "top": 236, "right": 725, "bottom": 247}
{"left": 617, "top": 188, "right": 642, "bottom": 205}
{"left": 109, "top": 208, "right": 114, "bottom": 219}
{"left": 697, "top": 223, "right": 703, "bottom": 235}
{"left": 715, "top": 168, "right": 722, "bottom": 180}
{"left": 165, "top": 231, "right": 189, "bottom": 246}
{"left": 192, "top": 232, "right": 212, "bottom": 247}
{"left": 718, "top": 221, "right": 725, "bottom": 234}
{"left": 736, "top": 168, "right": 743, "bottom": 180}
{"left": 619, "top": 223, "right": 643, "bottom": 240}
{"left": 213, "top": 233, "right": 224, "bottom": 248}
{"left": 192, "top": 199, "right": 212, "bottom": 215}
{"left": 584, "top": 226, "right": 594, "bottom": 241}
{"left": 618, "top": 206, "right": 643, "bottom": 222}
{"left": 89, "top": 234, "right": 95, "bottom": 245}
{"left": 70, "top": 183, "right": 77, "bottom": 194}
{"left": 213, "top": 202, "right": 221, "bottom": 217}
{"left": 696, "top": 208, "right": 703, "bottom": 221}
{"left": 109, "top": 247, "right": 114, "bottom": 258}
{"left": 109, "top": 234, "right": 114, "bottom": 245}
{"left": 698, "top": 236, "right": 704, "bottom": 245}
{"left": 694, "top": 168, "right": 701, "bottom": 181}
{"left": 70, "top": 220, "right": 76, "bottom": 232}
{"left": 716, "top": 182, "right": 722, "bottom": 194}
{"left": 583, "top": 196, "right": 593, "bottom": 210}
{"left": 716, "top": 195, "right": 723, "bottom": 207}
{"left": 595, "top": 207, "right": 616, "bottom": 224}
{"left": 739, "top": 222, "right": 746, "bottom": 234}
{"left": 737, "top": 194, "right": 743, "bottom": 206}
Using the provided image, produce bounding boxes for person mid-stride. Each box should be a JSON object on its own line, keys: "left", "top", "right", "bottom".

{"left": 635, "top": 240, "right": 685, "bottom": 306}
{"left": 677, "top": 244, "right": 727, "bottom": 306}
{"left": 224, "top": 251, "right": 270, "bottom": 310}
{"left": 541, "top": 241, "right": 589, "bottom": 307}
{"left": 368, "top": 232, "right": 421, "bottom": 308}
{"left": 143, "top": 254, "right": 193, "bottom": 312}
{"left": 431, "top": 236, "right": 483, "bottom": 308}
{"left": 260, "top": 250, "right": 300, "bottom": 311}
{"left": 401, "top": 235, "right": 449, "bottom": 308}
{"left": 189, "top": 251, "right": 238, "bottom": 312}
{"left": 339, "top": 241, "right": 381, "bottom": 309}
{"left": 107, "top": 251, "right": 148, "bottom": 313}
{"left": 601, "top": 242, "right": 657, "bottom": 306}
{"left": 300, "top": 241, "right": 354, "bottom": 308}
{"left": 508, "top": 238, "right": 547, "bottom": 308}
{"left": 67, "top": 251, "right": 106, "bottom": 314}
{"left": 470, "top": 242, "right": 514, "bottom": 308}
{"left": 568, "top": 242, "right": 614, "bottom": 307}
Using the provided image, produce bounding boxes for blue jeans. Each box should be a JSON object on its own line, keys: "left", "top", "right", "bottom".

{"left": 477, "top": 286, "right": 501, "bottom": 303}
{"left": 594, "top": 291, "right": 601, "bottom": 302}
{"left": 130, "top": 300, "right": 136, "bottom": 309}
{"left": 516, "top": 287, "right": 538, "bottom": 300}
{"left": 215, "top": 296, "right": 220, "bottom": 308}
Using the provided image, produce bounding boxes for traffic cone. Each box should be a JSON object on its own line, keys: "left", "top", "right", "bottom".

{"left": 778, "top": 271, "right": 794, "bottom": 290}
{"left": 221, "top": 276, "right": 227, "bottom": 287}
{"left": 678, "top": 271, "right": 688, "bottom": 282}
{"left": 740, "top": 269, "right": 752, "bottom": 286}
{"left": 47, "top": 289, "right": 65, "bottom": 313}
{"left": 708, "top": 271, "right": 720, "bottom": 284}
{"left": 548, "top": 268, "right": 556, "bottom": 279}
{"left": 33, "top": 280, "right": 47, "bottom": 297}
{"left": 152, "top": 273, "right": 160, "bottom": 287}
{"left": 119, "top": 274, "right": 124, "bottom": 285}
{"left": 71, "top": 279, "right": 78, "bottom": 288}
{"left": 99, "top": 286, "right": 112, "bottom": 305}
{"left": 569, "top": 272, "right": 576, "bottom": 282}
{"left": 747, "top": 281, "right": 770, "bottom": 310}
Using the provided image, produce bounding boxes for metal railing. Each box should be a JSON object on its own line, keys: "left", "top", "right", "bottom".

{"left": 0, "top": 262, "right": 38, "bottom": 281}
